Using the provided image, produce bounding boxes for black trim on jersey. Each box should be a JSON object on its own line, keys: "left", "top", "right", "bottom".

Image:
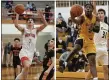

{"left": 93, "top": 25, "right": 100, "bottom": 33}
{"left": 86, "top": 53, "right": 96, "bottom": 58}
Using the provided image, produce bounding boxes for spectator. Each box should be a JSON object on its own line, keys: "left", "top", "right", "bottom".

{"left": 31, "top": 3, "right": 37, "bottom": 11}
{"left": 56, "top": 18, "right": 67, "bottom": 32}
{"left": 5, "top": 1, "right": 13, "bottom": 9}
{"left": 56, "top": 37, "right": 66, "bottom": 53}
{"left": 76, "top": 51, "right": 88, "bottom": 72}
{"left": 67, "top": 53, "right": 79, "bottom": 72}
{"left": 4, "top": 42, "right": 12, "bottom": 67}
{"left": 45, "top": 5, "right": 51, "bottom": 22}
{"left": 59, "top": 48, "right": 72, "bottom": 62}
{"left": 26, "top": 2, "right": 32, "bottom": 10}
{"left": 66, "top": 18, "right": 78, "bottom": 46}
{"left": 56, "top": 13, "right": 65, "bottom": 22}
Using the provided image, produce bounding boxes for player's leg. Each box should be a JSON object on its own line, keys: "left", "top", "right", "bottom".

{"left": 15, "top": 57, "right": 31, "bottom": 80}
{"left": 13, "top": 57, "right": 17, "bottom": 79}
{"left": 102, "top": 54, "right": 108, "bottom": 80}
{"left": 16, "top": 57, "right": 21, "bottom": 76}
{"left": 16, "top": 65, "right": 21, "bottom": 76}
{"left": 58, "top": 39, "right": 83, "bottom": 72}
{"left": 39, "top": 68, "right": 47, "bottom": 80}
{"left": 87, "top": 54, "right": 98, "bottom": 80}
{"left": 46, "top": 68, "right": 54, "bottom": 80}
{"left": 85, "top": 70, "right": 92, "bottom": 80}
{"left": 85, "top": 55, "right": 100, "bottom": 80}
{"left": 103, "top": 65, "right": 108, "bottom": 80}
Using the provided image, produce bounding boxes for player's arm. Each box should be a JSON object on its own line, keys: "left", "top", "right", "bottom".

{"left": 92, "top": 0, "right": 97, "bottom": 15}
{"left": 71, "top": 14, "right": 84, "bottom": 25}
{"left": 36, "top": 10, "right": 48, "bottom": 34}
{"left": 14, "top": 14, "right": 24, "bottom": 33}
{"left": 92, "top": 17, "right": 100, "bottom": 33}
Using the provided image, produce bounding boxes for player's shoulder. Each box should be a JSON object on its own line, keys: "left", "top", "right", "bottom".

{"left": 100, "top": 22, "right": 108, "bottom": 27}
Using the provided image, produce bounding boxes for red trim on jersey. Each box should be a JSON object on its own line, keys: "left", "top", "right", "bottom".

{"left": 21, "top": 56, "right": 29, "bottom": 64}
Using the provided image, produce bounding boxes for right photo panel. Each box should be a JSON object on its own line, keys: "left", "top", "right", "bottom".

{"left": 56, "top": 0, "right": 109, "bottom": 80}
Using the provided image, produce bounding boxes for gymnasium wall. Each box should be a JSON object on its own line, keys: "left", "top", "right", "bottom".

{"left": 2, "top": 24, "right": 54, "bottom": 34}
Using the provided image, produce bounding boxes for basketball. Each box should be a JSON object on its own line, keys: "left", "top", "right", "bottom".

{"left": 70, "top": 4, "right": 83, "bottom": 17}
{"left": 15, "top": 4, "right": 25, "bottom": 14}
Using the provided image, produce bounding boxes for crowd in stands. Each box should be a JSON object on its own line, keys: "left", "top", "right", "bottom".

{"left": 3, "top": 1, "right": 54, "bottom": 23}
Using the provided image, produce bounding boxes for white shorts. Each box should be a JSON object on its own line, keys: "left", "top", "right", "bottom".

{"left": 19, "top": 49, "right": 34, "bottom": 65}
{"left": 96, "top": 45, "right": 108, "bottom": 65}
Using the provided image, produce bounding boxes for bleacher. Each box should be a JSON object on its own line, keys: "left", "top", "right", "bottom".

{"left": 1, "top": 1, "right": 54, "bottom": 24}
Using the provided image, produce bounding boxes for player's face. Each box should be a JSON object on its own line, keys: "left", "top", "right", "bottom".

{"left": 97, "top": 11, "right": 105, "bottom": 21}
{"left": 48, "top": 40, "right": 54, "bottom": 47}
{"left": 27, "top": 18, "right": 34, "bottom": 26}
{"left": 14, "top": 40, "right": 20, "bottom": 47}
{"left": 85, "top": 5, "right": 93, "bottom": 15}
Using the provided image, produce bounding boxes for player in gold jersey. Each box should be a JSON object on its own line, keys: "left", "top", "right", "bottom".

{"left": 58, "top": 3, "right": 100, "bottom": 80}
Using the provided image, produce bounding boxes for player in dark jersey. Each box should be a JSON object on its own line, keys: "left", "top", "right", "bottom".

{"left": 10, "top": 38, "right": 22, "bottom": 79}
{"left": 39, "top": 39, "right": 54, "bottom": 80}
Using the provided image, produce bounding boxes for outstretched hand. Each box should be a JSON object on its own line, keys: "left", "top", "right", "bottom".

{"left": 37, "top": 10, "right": 44, "bottom": 18}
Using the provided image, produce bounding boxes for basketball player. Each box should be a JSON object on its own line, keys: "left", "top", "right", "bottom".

{"left": 58, "top": 3, "right": 100, "bottom": 80}
{"left": 39, "top": 39, "right": 54, "bottom": 80}
{"left": 85, "top": 3, "right": 109, "bottom": 80}
{"left": 10, "top": 38, "right": 22, "bottom": 79}
{"left": 14, "top": 10, "right": 47, "bottom": 80}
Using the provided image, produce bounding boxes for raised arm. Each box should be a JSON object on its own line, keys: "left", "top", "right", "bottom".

{"left": 70, "top": 12, "right": 84, "bottom": 25}
{"left": 37, "top": 10, "right": 48, "bottom": 34}
{"left": 92, "top": 0, "right": 97, "bottom": 15}
{"left": 14, "top": 14, "right": 24, "bottom": 33}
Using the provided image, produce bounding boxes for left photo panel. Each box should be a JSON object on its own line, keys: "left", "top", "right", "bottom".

{"left": 1, "top": 1, "right": 55, "bottom": 80}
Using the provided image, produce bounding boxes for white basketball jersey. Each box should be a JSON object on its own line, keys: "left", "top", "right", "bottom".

{"left": 94, "top": 22, "right": 108, "bottom": 46}
{"left": 22, "top": 27, "right": 37, "bottom": 52}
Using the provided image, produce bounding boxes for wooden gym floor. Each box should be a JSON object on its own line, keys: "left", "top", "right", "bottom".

{"left": 2, "top": 66, "right": 104, "bottom": 80}
{"left": 2, "top": 66, "right": 43, "bottom": 80}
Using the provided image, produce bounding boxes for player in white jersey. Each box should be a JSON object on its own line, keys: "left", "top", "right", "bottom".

{"left": 14, "top": 10, "right": 48, "bottom": 80}
{"left": 85, "top": 8, "right": 109, "bottom": 80}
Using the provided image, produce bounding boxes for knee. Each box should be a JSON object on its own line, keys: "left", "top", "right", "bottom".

{"left": 88, "top": 59, "right": 96, "bottom": 66}
{"left": 24, "top": 64, "right": 30, "bottom": 70}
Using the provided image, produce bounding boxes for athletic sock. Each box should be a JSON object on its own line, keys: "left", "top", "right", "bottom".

{"left": 93, "top": 77, "right": 98, "bottom": 80}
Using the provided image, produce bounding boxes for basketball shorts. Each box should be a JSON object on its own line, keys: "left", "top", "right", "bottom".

{"left": 19, "top": 49, "right": 34, "bottom": 65}
{"left": 96, "top": 44, "right": 108, "bottom": 65}
{"left": 75, "top": 36, "right": 96, "bottom": 55}
{"left": 13, "top": 56, "right": 21, "bottom": 68}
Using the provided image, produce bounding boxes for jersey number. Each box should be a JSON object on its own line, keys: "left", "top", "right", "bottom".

{"left": 29, "top": 39, "right": 31, "bottom": 46}
{"left": 102, "top": 31, "right": 107, "bottom": 39}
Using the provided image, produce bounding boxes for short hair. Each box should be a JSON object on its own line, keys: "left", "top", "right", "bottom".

{"left": 26, "top": 18, "right": 35, "bottom": 22}
{"left": 58, "top": 13, "right": 61, "bottom": 15}
{"left": 14, "top": 38, "right": 20, "bottom": 41}
{"left": 84, "top": 3, "right": 94, "bottom": 9}
{"left": 98, "top": 8, "right": 106, "bottom": 15}
{"left": 52, "top": 38, "right": 54, "bottom": 40}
